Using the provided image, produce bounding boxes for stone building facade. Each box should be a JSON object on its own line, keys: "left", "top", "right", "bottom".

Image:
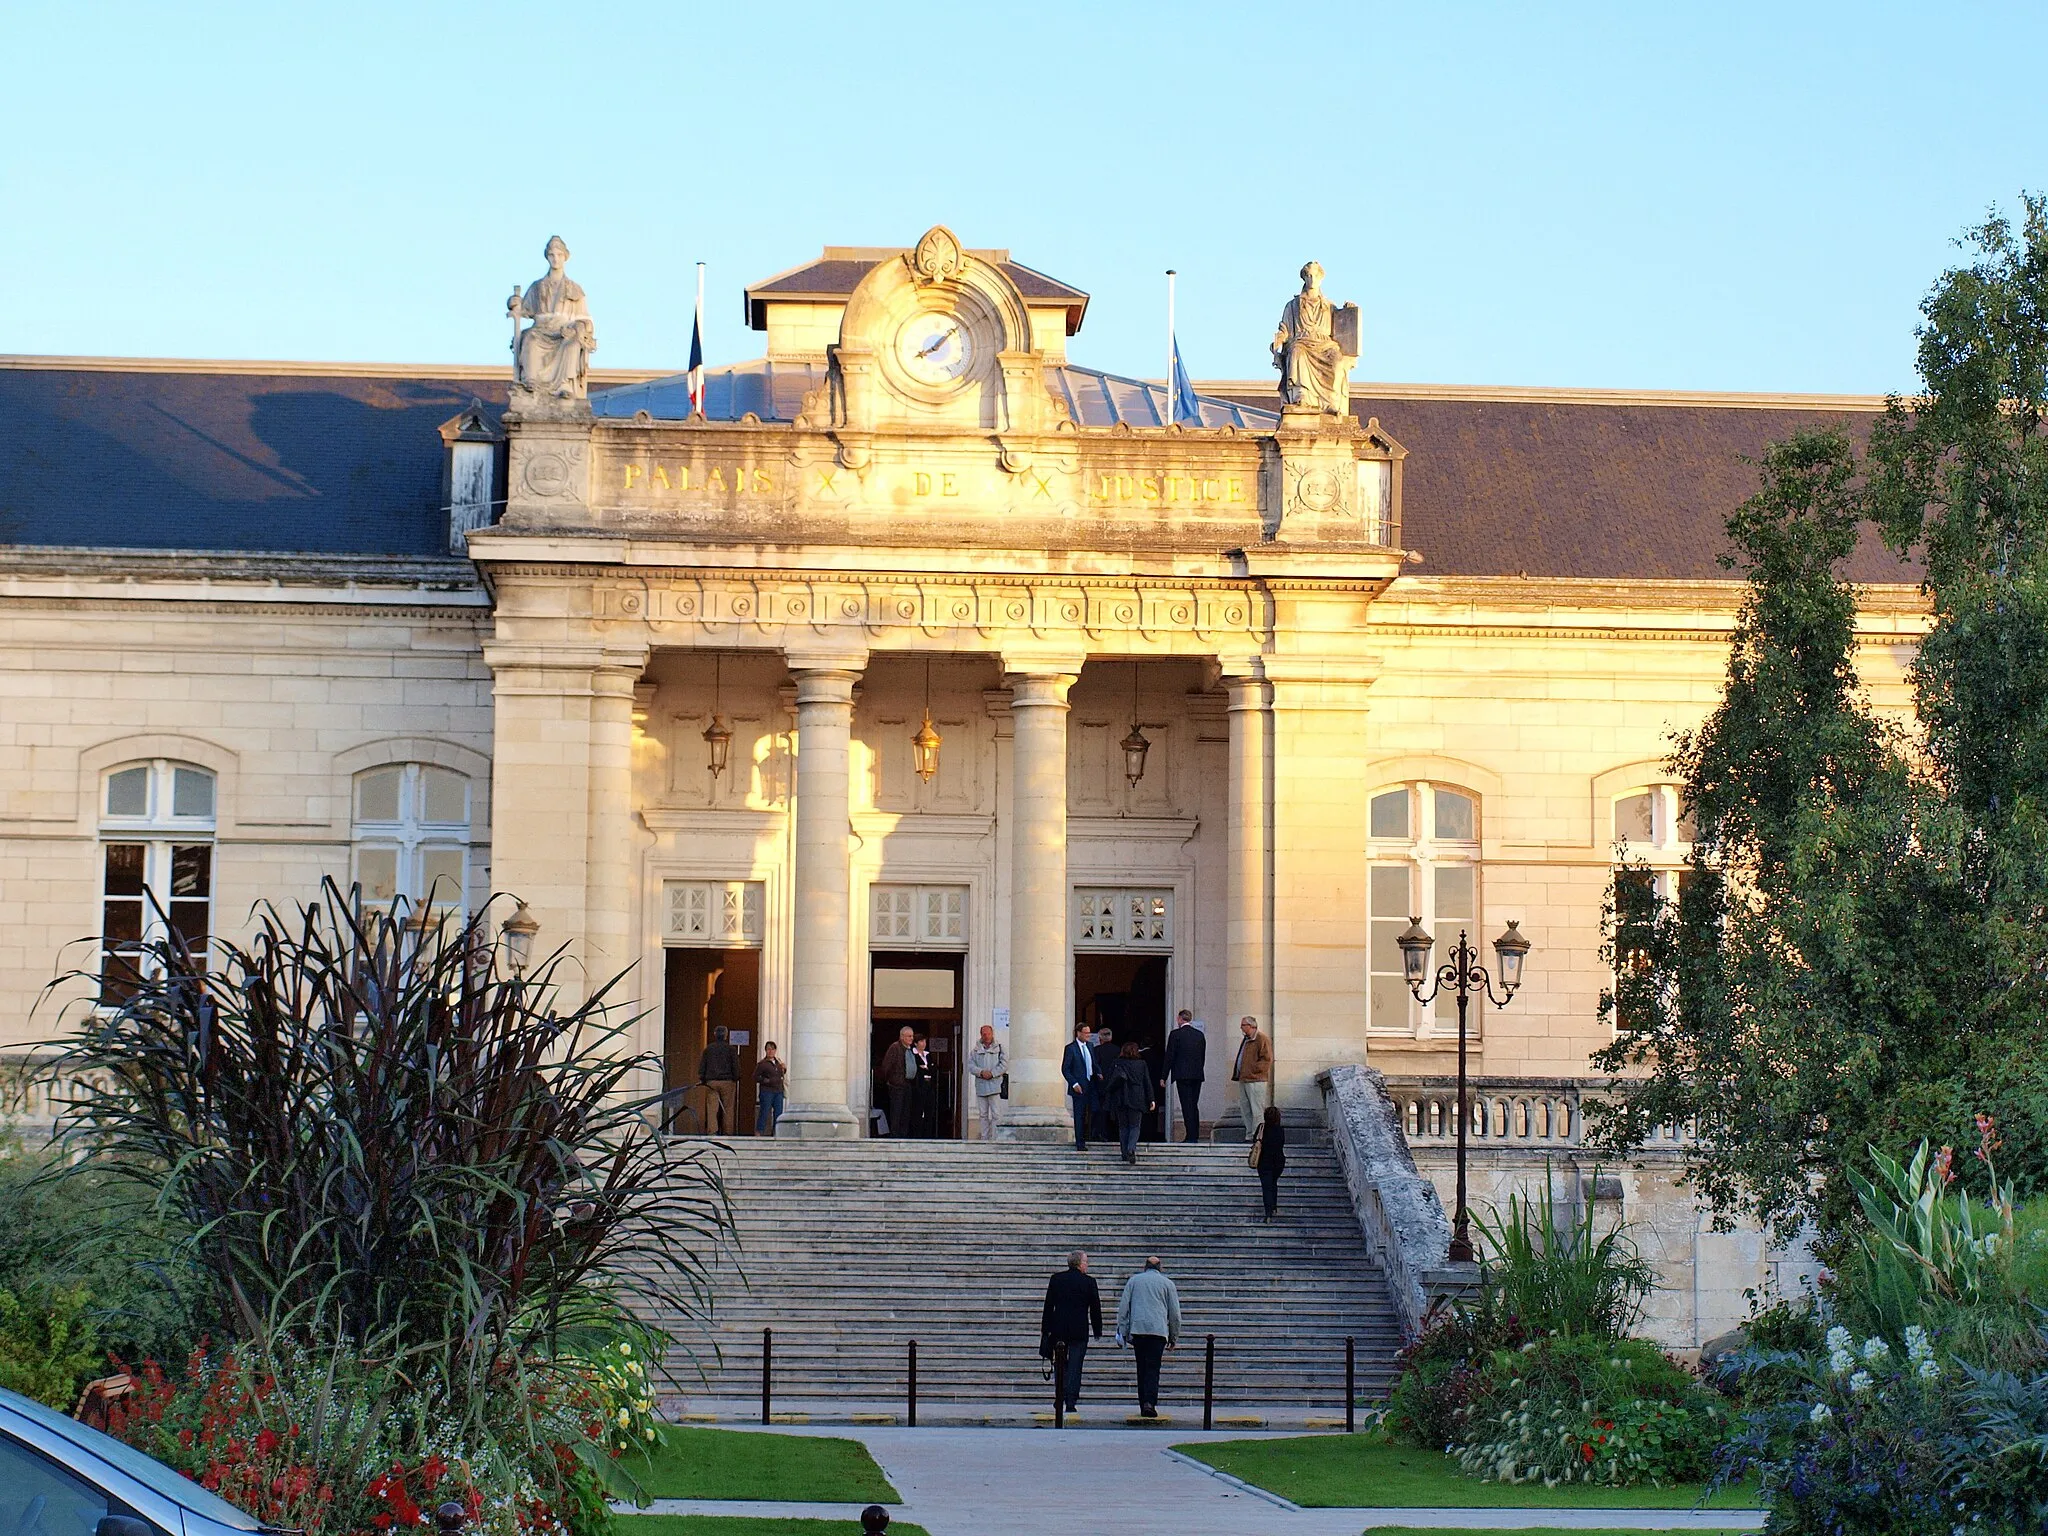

{"left": 0, "top": 230, "right": 1922, "bottom": 1333}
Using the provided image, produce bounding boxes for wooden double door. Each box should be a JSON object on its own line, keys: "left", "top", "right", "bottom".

{"left": 663, "top": 947, "right": 761, "bottom": 1135}
{"left": 868, "top": 951, "right": 965, "bottom": 1138}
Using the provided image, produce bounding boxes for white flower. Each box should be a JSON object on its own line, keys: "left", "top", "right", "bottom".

{"left": 1825, "top": 1325, "right": 1853, "bottom": 1355}
{"left": 1829, "top": 1348, "right": 1856, "bottom": 1376}
{"left": 1982, "top": 1232, "right": 2002, "bottom": 1257}
{"left": 617, "top": 1407, "right": 631, "bottom": 1428}
{"left": 1861, "top": 1336, "right": 1891, "bottom": 1365}
{"left": 1810, "top": 1402, "right": 1832, "bottom": 1424}
{"left": 619, "top": 1341, "right": 634, "bottom": 1356}
{"left": 1904, "top": 1325, "right": 1933, "bottom": 1362}
{"left": 1918, "top": 1357, "right": 1941, "bottom": 1380}
{"left": 1849, "top": 1370, "right": 1874, "bottom": 1395}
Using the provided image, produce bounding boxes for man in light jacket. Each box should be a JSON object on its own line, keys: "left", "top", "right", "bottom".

{"left": 967, "top": 1023, "right": 1007, "bottom": 1141}
{"left": 1115, "top": 1256, "right": 1182, "bottom": 1418}
{"left": 1231, "top": 1015, "right": 1273, "bottom": 1138}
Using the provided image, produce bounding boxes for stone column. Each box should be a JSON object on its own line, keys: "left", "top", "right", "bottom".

{"left": 1224, "top": 666, "right": 1275, "bottom": 1063}
{"left": 1000, "top": 667, "right": 1080, "bottom": 1139}
{"left": 777, "top": 660, "right": 863, "bottom": 1139}
{"left": 1268, "top": 660, "right": 1378, "bottom": 1114}
{"left": 485, "top": 642, "right": 646, "bottom": 1006}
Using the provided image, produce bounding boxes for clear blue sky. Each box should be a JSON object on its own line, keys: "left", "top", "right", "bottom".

{"left": 6, "top": 1, "right": 2042, "bottom": 394}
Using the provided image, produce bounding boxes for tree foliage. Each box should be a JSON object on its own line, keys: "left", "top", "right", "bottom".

{"left": 1592, "top": 198, "right": 2048, "bottom": 1238}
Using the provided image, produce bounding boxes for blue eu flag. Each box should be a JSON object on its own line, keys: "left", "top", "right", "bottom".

{"left": 1170, "top": 335, "right": 1199, "bottom": 425}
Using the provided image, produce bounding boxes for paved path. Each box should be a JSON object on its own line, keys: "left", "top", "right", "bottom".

{"left": 626, "top": 1425, "right": 1766, "bottom": 1536}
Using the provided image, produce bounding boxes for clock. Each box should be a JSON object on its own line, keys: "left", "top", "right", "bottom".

{"left": 895, "top": 309, "right": 975, "bottom": 386}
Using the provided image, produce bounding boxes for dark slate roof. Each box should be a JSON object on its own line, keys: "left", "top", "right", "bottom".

{"left": 591, "top": 360, "right": 1279, "bottom": 430}
{"left": 744, "top": 248, "right": 1089, "bottom": 333}
{"left": 0, "top": 363, "right": 510, "bottom": 556}
{"left": 1210, "top": 384, "right": 1918, "bottom": 584}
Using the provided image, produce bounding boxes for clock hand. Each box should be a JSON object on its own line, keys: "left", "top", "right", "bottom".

{"left": 916, "top": 328, "right": 958, "bottom": 361}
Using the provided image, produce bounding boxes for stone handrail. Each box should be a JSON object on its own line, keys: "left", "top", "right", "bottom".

{"left": 1318, "top": 1064, "right": 1476, "bottom": 1339}
{"left": 0, "top": 1051, "right": 92, "bottom": 1140}
{"left": 1382, "top": 1074, "right": 1689, "bottom": 1152}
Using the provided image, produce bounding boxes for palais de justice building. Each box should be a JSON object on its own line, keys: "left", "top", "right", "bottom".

{"left": 0, "top": 229, "right": 1920, "bottom": 1169}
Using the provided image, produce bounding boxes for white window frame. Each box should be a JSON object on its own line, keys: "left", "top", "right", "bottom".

{"left": 1368, "top": 781, "right": 1482, "bottom": 1040}
{"left": 99, "top": 760, "right": 217, "bottom": 998}
{"left": 1609, "top": 785, "right": 1693, "bottom": 1035}
{"left": 351, "top": 763, "right": 473, "bottom": 913}
{"left": 664, "top": 880, "right": 765, "bottom": 949}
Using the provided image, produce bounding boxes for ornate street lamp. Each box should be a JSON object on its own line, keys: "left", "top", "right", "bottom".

{"left": 1395, "top": 917, "right": 1533, "bottom": 1263}
{"left": 501, "top": 901, "right": 540, "bottom": 975}
{"left": 1122, "top": 661, "right": 1150, "bottom": 787}
{"left": 703, "top": 655, "right": 733, "bottom": 779}
{"left": 912, "top": 658, "right": 941, "bottom": 783}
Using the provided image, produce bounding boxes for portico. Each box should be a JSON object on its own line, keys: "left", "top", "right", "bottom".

{"left": 469, "top": 226, "right": 1404, "bottom": 1138}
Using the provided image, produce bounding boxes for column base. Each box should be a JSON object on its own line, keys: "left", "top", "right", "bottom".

{"left": 994, "top": 1106, "right": 1072, "bottom": 1143}
{"left": 774, "top": 1102, "right": 861, "bottom": 1139}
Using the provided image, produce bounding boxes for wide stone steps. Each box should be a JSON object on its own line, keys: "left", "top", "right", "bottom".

{"left": 638, "top": 1139, "right": 1404, "bottom": 1407}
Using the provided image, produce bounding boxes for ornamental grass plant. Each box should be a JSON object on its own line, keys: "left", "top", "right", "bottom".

{"left": 35, "top": 880, "right": 730, "bottom": 1531}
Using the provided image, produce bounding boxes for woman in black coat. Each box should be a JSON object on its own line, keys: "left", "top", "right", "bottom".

{"left": 1105, "top": 1042, "right": 1155, "bottom": 1164}
{"left": 1252, "top": 1104, "right": 1286, "bottom": 1220}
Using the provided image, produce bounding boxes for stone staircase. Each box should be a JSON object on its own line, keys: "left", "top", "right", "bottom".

{"left": 642, "top": 1138, "right": 1405, "bottom": 1411}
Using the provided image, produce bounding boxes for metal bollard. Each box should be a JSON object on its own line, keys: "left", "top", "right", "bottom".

{"left": 760, "top": 1326, "right": 772, "bottom": 1425}
{"left": 1053, "top": 1341, "right": 1067, "bottom": 1429}
{"left": 1203, "top": 1333, "right": 1215, "bottom": 1431}
{"left": 908, "top": 1338, "right": 918, "bottom": 1427}
{"left": 1345, "top": 1335, "right": 1356, "bottom": 1433}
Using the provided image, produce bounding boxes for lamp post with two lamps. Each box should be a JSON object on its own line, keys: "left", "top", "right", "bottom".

{"left": 1393, "top": 916, "right": 1532, "bottom": 1263}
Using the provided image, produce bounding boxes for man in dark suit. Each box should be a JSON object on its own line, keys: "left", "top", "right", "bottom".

{"left": 1060, "top": 1023, "right": 1099, "bottom": 1151}
{"left": 1164, "top": 1010, "right": 1208, "bottom": 1143}
{"left": 1040, "top": 1249, "right": 1103, "bottom": 1413}
{"left": 878, "top": 1025, "right": 915, "bottom": 1138}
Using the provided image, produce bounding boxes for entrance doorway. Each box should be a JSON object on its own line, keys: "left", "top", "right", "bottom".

{"left": 664, "top": 947, "right": 761, "bottom": 1135}
{"left": 869, "top": 952, "right": 964, "bottom": 1138}
{"left": 1073, "top": 953, "right": 1169, "bottom": 1141}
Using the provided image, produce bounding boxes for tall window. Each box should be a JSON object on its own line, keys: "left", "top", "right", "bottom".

{"left": 352, "top": 764, "right": 472, "bottom": 911}
{"left": 100, "top": 760, "right": 216, "bottom": 1002}
{"left": 1610, "top": 784, "right": 1693, "bottom": 1032}
{"left": 1368, "top": 782, "right": 1480, "bottom": 1039}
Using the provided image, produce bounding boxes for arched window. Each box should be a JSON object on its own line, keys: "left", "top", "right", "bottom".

{"left": 100, "top": 760, "right": 216, "bottom": 1002}
{"left": 351, "top": 764, "right": 472, "bottom": 912}
{"left": 1367, "top": 782, "right": 1481, "bottom": 1039}
{"left": 1611, "top": 784, "right": 1693, "bottom": 1031}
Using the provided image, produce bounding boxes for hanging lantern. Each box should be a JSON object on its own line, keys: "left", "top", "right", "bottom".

{"left": 1121, "top": 722, "right": 1151, "bottom": 786}
{"left": 703, "top": 714, "right": 733, "bottom": 778}
{"left": 912, "top": 709, "right": 942, "bottom": 783}
{"left": 500, "top": 901, "right": 540, "bottom": 974}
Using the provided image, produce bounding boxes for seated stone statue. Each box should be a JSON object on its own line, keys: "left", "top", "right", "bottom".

{"left": 1271, "top": 261, "right": 1354, "bottom": 416}
{"left": 509, "top": 236, "right": 597, "bottom": 403}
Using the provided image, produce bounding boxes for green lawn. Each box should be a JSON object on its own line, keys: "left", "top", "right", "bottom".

{"left": 1176, "top": 1435, "right": 1758, "bottom": 1509}
{"left": 618, "top": 1520, "right": 930, "bottom": 1536}
{"left": 634, "top": 1425, "right": 900, "bottom": 1502}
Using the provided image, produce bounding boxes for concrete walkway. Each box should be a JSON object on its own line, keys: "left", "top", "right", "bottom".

{"left": 625, "top": 1425, "right": 1765, "bottom": 1536}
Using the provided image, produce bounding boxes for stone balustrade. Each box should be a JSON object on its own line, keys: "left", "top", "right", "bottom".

{"left": 1382, "top": 1075, "right": 1689, "bottom": 1152}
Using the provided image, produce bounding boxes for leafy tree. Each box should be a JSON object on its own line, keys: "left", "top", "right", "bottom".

{"left": 1593, "top": 199, "right": 2048, "bottom": 1238}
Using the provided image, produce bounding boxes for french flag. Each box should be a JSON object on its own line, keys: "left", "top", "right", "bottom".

{"left": 687, "top": 264, "right": 706, "bottom": 417}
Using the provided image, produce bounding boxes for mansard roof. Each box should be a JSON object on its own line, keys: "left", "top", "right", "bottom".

{"left": 589, "top": 360, "right": 1280, "bottom": 430}
{"left": 0, "top": 355, "right": 1915, "bottom": 584}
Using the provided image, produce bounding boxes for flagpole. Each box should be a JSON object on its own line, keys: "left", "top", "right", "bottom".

{"left": 1166, "top": 269, "right": 1177, "bottom": 425}
{"left": 693, "top": 261, "right": 707, "bottom": 417}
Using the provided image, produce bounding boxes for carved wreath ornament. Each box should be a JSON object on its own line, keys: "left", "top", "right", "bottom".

{"left": 908, "top": 225, "right": 965, "bottom": 287}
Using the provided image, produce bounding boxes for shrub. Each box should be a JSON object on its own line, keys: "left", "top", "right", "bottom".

{"left": 1383, "top": 1299, "right": 1524, "bottom": 1451}
{"left": 0, "top": 1285, "right": 100, "bottom": 1408}
{"left": 1454, "top": 1334, "right": 1724, "bottom": 1487}
{"left": 41, "top": 882, "right": 728, "bottom": 1520}
{"left": 1471, "top": 1175, "right": 1656, "bottom": 1338}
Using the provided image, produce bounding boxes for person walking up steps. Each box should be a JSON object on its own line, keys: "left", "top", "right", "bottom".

{"left": 1231, "top": 1015, "right": 1272, "bottom": 1137}
{"left": 698, "top": 1025, "right": 740, "bottom": 1135}
{"left": 1061, "top": 1023, "right": 1098, "bottom": 1151}
{"left": 1040, "top": 1250, "right": 1102, "bottom": 1413}
{"left": 1115, "top": 1256, "right": 1182, "bottom": 1418}
{"left": 1252, "top": 1103, "right": 1287, "bottom": 1220}
{"left": 1164, "top": 1009, "right": 1207, "bottom": 1142}
{"left": 1104, "top": 1041, "right": 1154, "bottom": 1164}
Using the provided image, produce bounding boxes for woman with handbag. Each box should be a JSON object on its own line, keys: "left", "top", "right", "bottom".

{"left": 1105, "top": 1041, "right": 1155, "bottom": 1164}
{"left": 1250, "top": 1104, "right": 1286, "bottom": 1221}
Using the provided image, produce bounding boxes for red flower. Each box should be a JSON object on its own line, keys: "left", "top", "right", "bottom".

{"left": 419, "top": 1453, "right": 447, "bottom": 1490}
{"left": 254, "top": 1428, "right": 280, "bottom": 1457}
{"left": 1581, "top": 1441, "right": 1595, "bottom": 1461}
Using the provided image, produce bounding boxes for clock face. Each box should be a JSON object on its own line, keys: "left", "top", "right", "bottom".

{"left": 895, "top": 309, "right": 975, "bottom": 386}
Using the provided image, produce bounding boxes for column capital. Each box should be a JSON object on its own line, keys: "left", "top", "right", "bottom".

{"left": 482, "top": 642, "right": 649, "bottom": 690}
{"left": 785, "top": 647, "right": 870, "bottom": 678}
{"left": 1003, "top": 670, "right": 1080, "bottom": 709}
